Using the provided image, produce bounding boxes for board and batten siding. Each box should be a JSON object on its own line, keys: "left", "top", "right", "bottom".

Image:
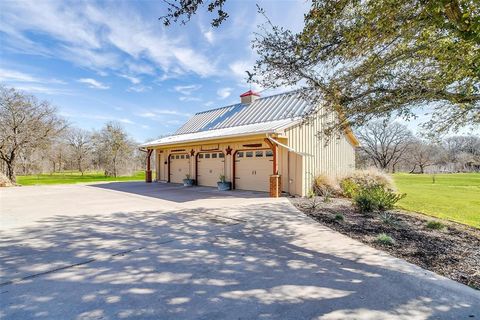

{"left": 285, "top": 110, "right": 356, "bottom": 196}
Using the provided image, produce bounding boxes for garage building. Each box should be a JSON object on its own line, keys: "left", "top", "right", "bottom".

{"left": 141, "top": 90, "right": 359, "bottom": 197}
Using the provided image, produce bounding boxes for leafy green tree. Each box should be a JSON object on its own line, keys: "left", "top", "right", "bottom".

{"left": 253, "top": 0, "right": 479, "bottom": 135}
{"left": 162, "top": 0, "right": 479, "bottom": 135}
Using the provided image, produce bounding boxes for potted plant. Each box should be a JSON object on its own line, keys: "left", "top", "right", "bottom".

{"left": 217, "top": 174, "right": 231, "bottom": 191}
{"left": 183, "top": 174, "right": 195, "bottom": 187}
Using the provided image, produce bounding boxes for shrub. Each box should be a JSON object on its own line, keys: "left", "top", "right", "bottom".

{"left": 379, "top": 212, "right": 398, "bottom": 225}
{"left": 375, "top": 233, "right": 396, "bottom": 246}
{"left": 334, "top": 213, "right": 344, "bottom": 221}
{"left": 354, "top": 186, "right": 406, "bottom": 214}
{"left": 312, "top": 174, "right": 339, "bottom": 197}
{"left": 354, "top": 189, "right": 378, "bottom": 214}
{"left": 340, "top": 178, "right": 359, "bottom": 198}
{"left": 304, "top": 196, "right": 321, "bottom": 211}
{"left": 340, "top": 168, "right": 396, "bottom": 198}
{"left": 426, "top": 221, "right": 445, "bottom": 230}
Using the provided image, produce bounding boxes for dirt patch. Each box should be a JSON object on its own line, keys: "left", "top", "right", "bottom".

{"left": 290, "top": 196, "right": 480, "bottom": 290}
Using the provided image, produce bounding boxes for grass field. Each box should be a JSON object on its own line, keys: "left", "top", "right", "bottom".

{"left": 393, "top": 173, "right": 480, "bottom": 228}
{"left": 17, "top": 171, "right": 145, "bottom": 186}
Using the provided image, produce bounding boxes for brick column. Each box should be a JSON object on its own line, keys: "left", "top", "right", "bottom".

{"left": 270, "top": 174, "right": 281, "bottom": 198}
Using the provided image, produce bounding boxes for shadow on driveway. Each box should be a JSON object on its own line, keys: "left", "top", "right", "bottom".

{"left": 1, "top": 201, "right": 478, "bottom": 319}
{"left": 89, "top": 181, "right": 270, "bottom": 203}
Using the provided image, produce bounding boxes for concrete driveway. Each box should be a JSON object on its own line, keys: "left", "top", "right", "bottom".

{"left": 0, "top": 182, "right": 478, "bottom": 319}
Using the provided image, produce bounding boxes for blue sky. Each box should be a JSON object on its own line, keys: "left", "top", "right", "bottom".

{"left": 1, "top": 0, "right": 477, "bottom": 142}
{"left": 0, "top": 0, "right": 308, "bottom": 142}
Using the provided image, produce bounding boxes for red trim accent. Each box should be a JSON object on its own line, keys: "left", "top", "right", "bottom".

{"left": 242, "top": 143, "right": 262, "bottom": 148}
{"left": 263, "top": 138, "right": 278, "bottom": 175}
{"left": 146, "top": 149, "right": 153, "bottom": 171}
{"left": 195, "top": 152, "right": 199, "bottom": 183}
{"left": 273, "top": 143, "right": 278, "bottom": 175}
{"left": 240, "top": 90, "right": 260, "bottom": 97}
{"left": 232, "top": 148, "right": 271, "bottom": 190}
{"left": 167, "top": 154, "right": 171, "bottom": 183}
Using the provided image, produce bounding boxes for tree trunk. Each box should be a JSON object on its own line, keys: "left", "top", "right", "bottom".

{"left": 78, "top": 158, "right": 83, "bottom": 176}
{"left": 419, "top": 165, "right": 425, "bottom": 174}
{"left": 6, "top": 160, "right": 16, "bottom": 184}
{"left": 113, "top": 155, "right": 117, "bottom": 177}
{"left": 409, "top": 164, "right": 417, "bottom": 173}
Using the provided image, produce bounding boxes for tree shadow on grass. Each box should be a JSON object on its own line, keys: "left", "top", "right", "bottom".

{"left": 0, "top": 202, "right": 478, "bottom": 319}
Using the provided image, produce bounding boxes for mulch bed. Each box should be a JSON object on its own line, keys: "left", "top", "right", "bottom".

{"left": 290, "top": 196, "right": 480, "bottom": 290}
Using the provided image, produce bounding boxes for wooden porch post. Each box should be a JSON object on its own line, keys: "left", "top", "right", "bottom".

{"left": 145, "top": 149, "right": 153, "bottom": 183}
{"left": 264, "top": 138, "right": 281, "bottom": 197}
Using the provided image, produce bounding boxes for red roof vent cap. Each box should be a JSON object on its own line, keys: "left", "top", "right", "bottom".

{"left": 240, "top": 90, "right": 260, "bottom": 97}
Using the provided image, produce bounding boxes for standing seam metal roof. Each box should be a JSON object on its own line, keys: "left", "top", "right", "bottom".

{"left": 174, "top": 91, "right": 312, "bottom": 135}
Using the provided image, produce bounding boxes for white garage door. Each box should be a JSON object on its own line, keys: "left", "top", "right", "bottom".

{"left": 197, "top": 152, "right": 225, "bottom": 187}
{"left": 235, "top": 150, "right": 273, "bottom": 192}
{"left": 170, "top": 154, "right": 190, "bottom": 183}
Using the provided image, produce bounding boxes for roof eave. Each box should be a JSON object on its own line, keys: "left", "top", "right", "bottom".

{"left": 140, "top": 129, "right": 280, "bottom": 148}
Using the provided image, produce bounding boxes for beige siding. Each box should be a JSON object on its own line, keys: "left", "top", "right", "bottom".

{"left": 153, "top": 137, "right": 271, "bottom": 188}
{"left": 149, "top": 114, "right": 356, "bottom": 197}
{"left": 285, "top": 110, "right": 356, "bottom": 196}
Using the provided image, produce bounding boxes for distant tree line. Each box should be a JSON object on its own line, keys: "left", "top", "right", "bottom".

{"left": 356, "top": 120, "right": 480, "bottom": 174}
{"left": 0, "top": 86, "right": 145, "bottom": 183}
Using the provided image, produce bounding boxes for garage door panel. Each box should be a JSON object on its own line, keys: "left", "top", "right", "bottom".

{"left": 197, "top": 152, "right": 225, "bottom": 187}
{"left": 235, "top": 150, "right": 272, "bottom": 192}
{"left": 170, "top": 154, "right": 190, "bottom": 184}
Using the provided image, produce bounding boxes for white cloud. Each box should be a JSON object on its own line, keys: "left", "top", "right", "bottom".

{"left": 204, "top": 101, "right": 215, "bottom": 107}
{"left": 0, "top": 1, "right": 218, "bottom": 78}
{"left": 174, "top": 84, "right": 202, "bottom": 95}
{"left": 138, "top": 109, "right": 191, "bottom": 119}
{"left": 12, "top": 85, "right": 72, "bottom": 95}
{"left": 61, "top": 112, "right": 135, "bottom": 124}
{"left": 138, "top": 112, "right": 157, "bottom": 118}
{"left": 229, "top": 60, "right": 252, "bottom": 81}
{"left": 118, "top": 118, "right": 134, "bottom": 124}
{"left": 0, "top": 67, "right": 66, "bottom": 84}
{"left": 204, "top": 30, "right": 215, "bottom": 44}
{"left": 120, "top": 74, "right": 141, "bottom": 84}
{"left": 128, "top": 85, "right": 151, "bottom": 93}
{"left": 155, "top": 109, "right": 191, "bottom": 117}
{"left": 179, "top": 96, "right": 202, "bottom": 102}
{"left": 217, "top": 87, "right": 233, "bottom": 99}
{"left": 78, "top": 78, "right": 110, "bottom": 90}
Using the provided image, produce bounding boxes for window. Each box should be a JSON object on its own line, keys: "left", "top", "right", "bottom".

{"left": 255, "top": 151, "right": 263, "bottom": 157}
{"left": 199, "top": 154, "right": 204, "bottom": 159}
{"left": 246, "top": 151, "right": 253, "bottom": 158}
{"left": 175, "top": 155, "right": 180, "bottom": 159}
{"left": 186, "top": 155, "right": 190, "bottom": 159}
{"left": 212, "top": 153, "right": 217, "bottom": 159}
{"left": 205, "top": 153, "right": 210, "bottom": 158}
{"left": 219, "top": 153, "right": 225, "bottom": 158}
{"left": 180, "top": 155, "right": 185, "bottom": 159}
{"left": 237, "top": 152, "right": 244, "bottom": 158}
{"left": 265, "top": 150, "right": 273, "bottom": 157}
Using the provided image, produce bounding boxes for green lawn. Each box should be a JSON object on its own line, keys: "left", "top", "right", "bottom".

{"left": 17, "top": 170, "right": 146, "bottom": 186}
{"left": 393, "top": 173, "right": 480, "bottom": 228}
